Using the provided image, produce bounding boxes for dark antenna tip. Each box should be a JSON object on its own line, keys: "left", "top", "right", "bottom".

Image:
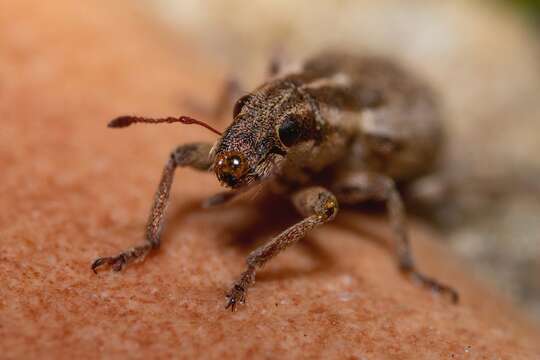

{"left": 108, "top": 116, "right": 133, "bottom": 128}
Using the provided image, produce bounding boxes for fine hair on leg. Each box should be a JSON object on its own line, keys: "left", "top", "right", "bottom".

{"left": 91, "top": 142, "right": 213, "bottom": 273}
{"left": 225, "top": 186, "right": 339, "bottom": 311}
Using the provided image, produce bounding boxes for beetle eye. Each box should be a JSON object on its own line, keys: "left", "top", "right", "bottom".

{"left": 277, "top": 115, "right": 302, "bottom": 147}
{"left": 233, "top": 94, "right": 252, "bottom": 118}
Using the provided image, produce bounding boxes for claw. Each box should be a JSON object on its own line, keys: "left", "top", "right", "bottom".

{"left": 410, "top": 271, "right": 459, "bottom": 304}
{"left": 225, "top": 284, "right": 246, "bottom": 312}
{"left": 91, "top": 254, "right": 127, "bottom": 274}
{"left": 91, "top": 257, "right": 109, "bottom": 274}
{"left": 225, "top": 296, "right": 237, "bottom": 312}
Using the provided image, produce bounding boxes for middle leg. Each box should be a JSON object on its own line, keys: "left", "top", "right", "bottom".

{"left": 331, "top": 171, "right": 459, "bottom": 303}
{"left": 225, "top": 186, "right": 339, "bottom": 311}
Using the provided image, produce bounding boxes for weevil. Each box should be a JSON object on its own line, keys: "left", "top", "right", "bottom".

{"left": 92, "top": 52, "right": 458, "bottom": 310}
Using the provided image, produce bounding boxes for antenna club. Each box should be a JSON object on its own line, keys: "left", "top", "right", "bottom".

{"left": 108, "top": 116, "right": 134, "bottom": 128}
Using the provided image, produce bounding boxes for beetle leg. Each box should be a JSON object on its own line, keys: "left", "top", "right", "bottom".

{"left": 267, "top": 55, "right": 282, "bottom": 77}
{"left": 186, "top": 52, "right": 284, "bottom": 121}
{"left": 211, "top": 78, "right": 242, "bottom": 119}
{"left": 331, "top": 171, "right": 459, "bottom": 303}
{"left": 91, "top": 142, "right": 213, "bottom": 273}
{"left": 225, "top": 186, "right": 338, "bottom": 311}
{"left": 184, "top": 78, "right": 242, "bottom": 121}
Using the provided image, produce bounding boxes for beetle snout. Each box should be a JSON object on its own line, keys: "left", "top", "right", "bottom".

{"left": 214, "top": 151, "right": 248, "bottom": 188}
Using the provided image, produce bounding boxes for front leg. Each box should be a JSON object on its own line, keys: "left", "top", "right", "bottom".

{"left": 91, "top": 142, "right": 213, "bottom": 273}
{"left": 331, "top": 171, "right": 459, "bottom": 303}
{"left": 226, "top": 186, "right": 338, "bottom": 311}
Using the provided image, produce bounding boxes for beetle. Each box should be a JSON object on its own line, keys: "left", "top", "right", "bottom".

{"left": 91, "top": 52, "right": 458, "bottom": 311}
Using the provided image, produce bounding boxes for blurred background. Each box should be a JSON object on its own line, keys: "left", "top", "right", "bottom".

{"left": 134, "top": 0, "right": 540, "bottom": 322}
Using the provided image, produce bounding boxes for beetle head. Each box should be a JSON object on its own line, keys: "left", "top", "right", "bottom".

{"left": 212, "top": 83, "right": 319, "bottom": 189}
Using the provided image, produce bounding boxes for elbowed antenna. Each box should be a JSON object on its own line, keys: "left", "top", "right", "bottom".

{"left": 108, "top": 115, "right": 222, "bottom": 136}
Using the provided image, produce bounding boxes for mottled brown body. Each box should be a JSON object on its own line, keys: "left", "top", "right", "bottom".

{"left": 92, "top": 52, "right": 457, "bottom": 311}
{"left": 214, "top": 53, "right": 443, "bottom": 191}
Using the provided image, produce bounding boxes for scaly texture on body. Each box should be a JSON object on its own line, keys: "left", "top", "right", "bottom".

{"left": 93, "top": 52, "right": 455, "bottom": 310}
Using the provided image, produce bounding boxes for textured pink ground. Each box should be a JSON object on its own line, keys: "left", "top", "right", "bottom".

{"left": 1, "top": 1, "right": 539, "bottom": 359}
